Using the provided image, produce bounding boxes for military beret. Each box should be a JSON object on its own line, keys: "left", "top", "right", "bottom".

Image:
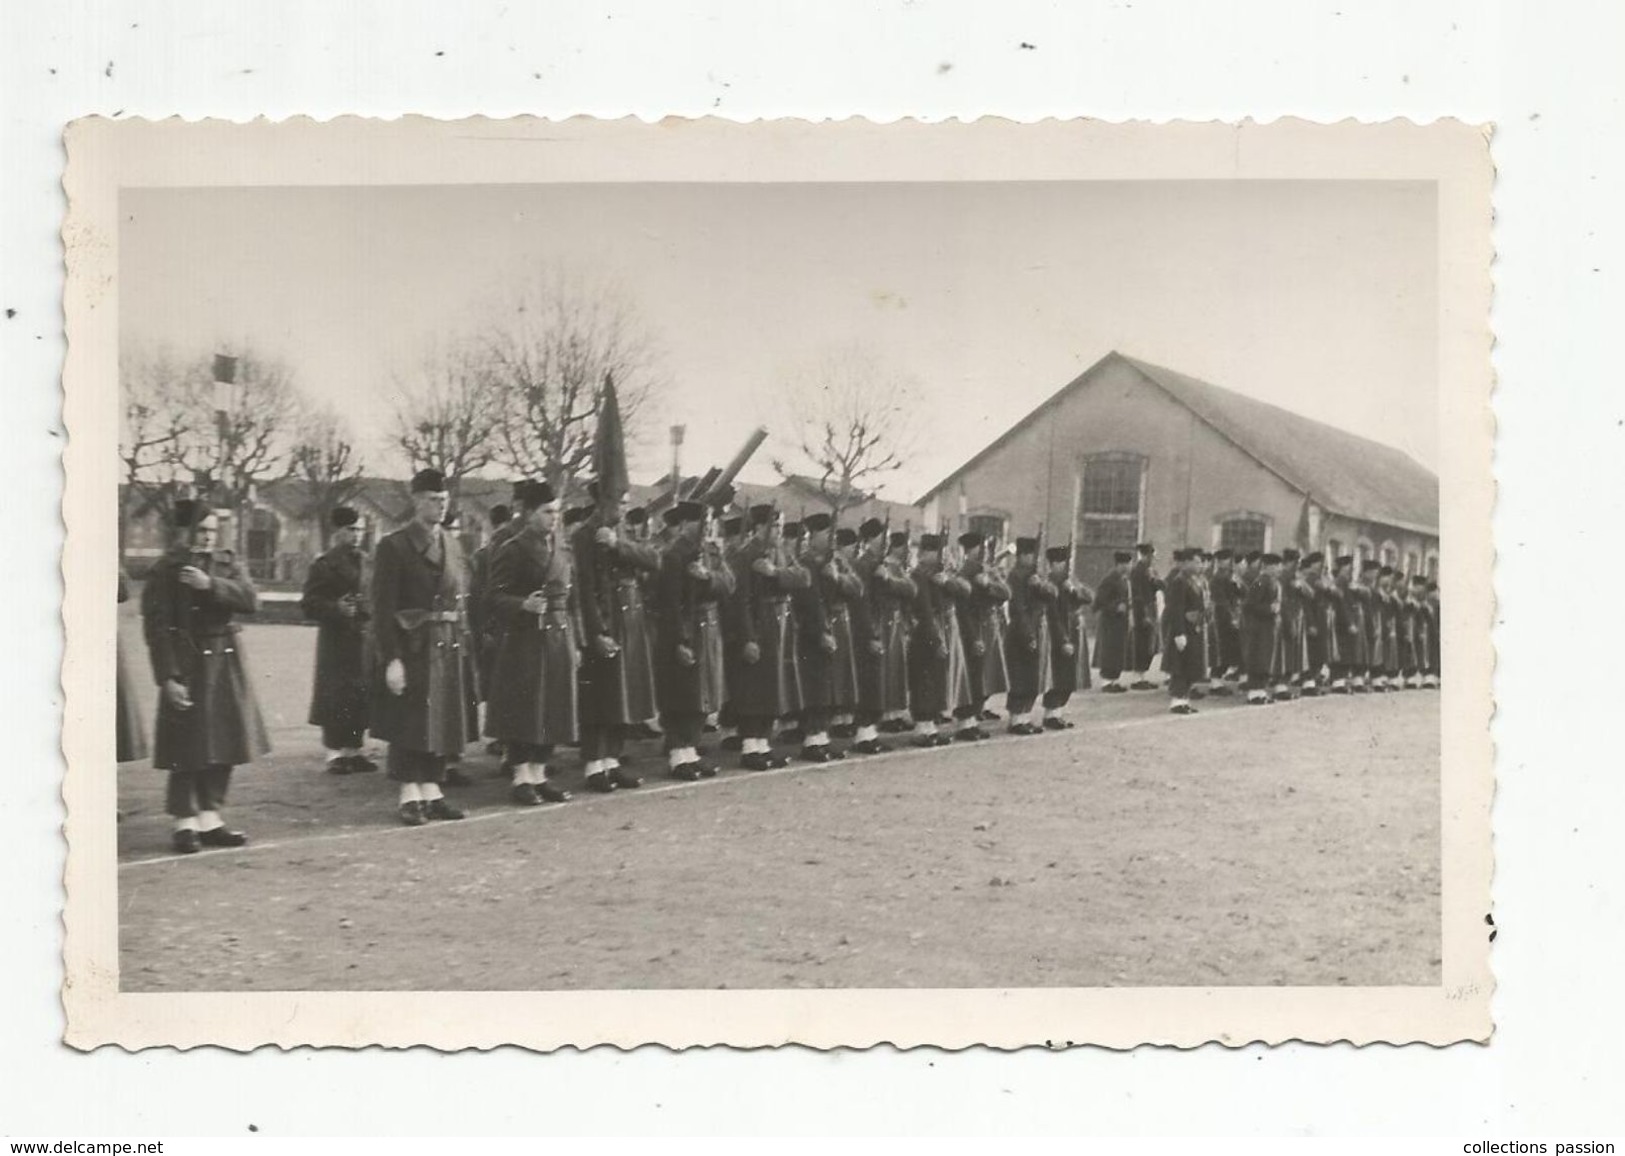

{"left": 1044, "top": 546, "right": 1070, "bottom": 563}
{"left": 171, "top": 498, "right": 208, "bottom": 529}
{"left": 706, "top": 483, "right": 737, "bottom": 513}
{"left": 488, "top": 504, "right": 512, "bottom": 527}
{"left": 1361, "top": 559, "right": 1382, "bottom": 572}
{"left": 749, "top": 503, "right": 776, "bottom": 527}
{"left": 625, "top": 507, "right": 649, "bottom": 527}
{"left": 512, "top": 479, "right": 556, "bottom": 510}
{"left": 1199, "top": 550, "right": 1214, "bottom": 561}
{"left": 1260, "top": 552, "right": 1282, "bottom": 565}
{"left": 661, "top": 505, "right": 685, "bottom": 527}
{"left": 1113, "top": 550, "right": 1134, "bottom": 564}
{"left": 1213, "top": 548, "right": 1234, "bottom": 561}
{"left": 1244, "top": 550, "right": 1263, "bottom": 564}
{"left": 858, "top": 517, "right": 885, "bottom": 541}
{"left": 1336, "top": 554, "right": 1356, "bottom": 568}
{"left": 1411, "top": 573, "right": 1428, "bottom": 585}
{"left": 410, "top": 468, "right": 448, "bottom": 494}
{"left": 1014, "top": 536, "right": 1040, "bottom": 555}
{"left": 803, "top": 512, "right": 833, "bottom": 533}
{"left": 835, "top": 528, "right": 858, "bottom": 547}
{"left": 919, "top": 533, "right": 944, "bottom": 552}
{"left": 782, "top": 522, "right": 806, "bottom": 541}
{"left": 887, "top": 530, "right": 910, "bottom": 549}
{"left": 957, "top": 530, "right": 984, "bottom": 549}
{"left": 1302, "top": 551, "right": 1324, "bottom": 566}
{"left": 563, "top": 505, "right": 594, "bottom": 527}
{"left": 1425, "top": 580, "right": 1438, "bottom": 592}
{"left": 1378, "top": 564, "right": 1394, "bottom": 576}
{"left": 1281, "top": 548, "right": 1300, "bottom": 562}
{"left": 330, "top": 505, "right": 359, "bottom": 529}
{"left": 674, "top": 500, "right": 706, "bottom": 524}
{"left": 721, "top": 515, "right": 744, "bottom": 535}
{"left": 1136, "top": 542, "right": 1156, "bottom": 555}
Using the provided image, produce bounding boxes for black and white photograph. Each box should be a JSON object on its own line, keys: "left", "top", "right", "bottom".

{"left": 63, "top": 115, "right": 1494, "bottom": 1049}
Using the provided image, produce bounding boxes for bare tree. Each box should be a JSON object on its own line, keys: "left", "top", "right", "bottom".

{"left": 119, "top": 345, "right": 197, "bottom": 548}
{"left": 771, "top": 344, "right": 924, "bottom": 520}
{"left": 388, "top": 338, "right": 502, "bottom": 498}
{"left": 287, "top": 404, "right": 367, "bottom": 548}
{"left": 480, "top": 268, "right": 664, "bottom": 494}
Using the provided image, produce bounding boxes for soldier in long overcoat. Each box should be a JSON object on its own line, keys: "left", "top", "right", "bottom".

{"left": 370, "top": 470, "right": 478, "bottom": 823}
{"left": 1360, "top": 560, "right": 1387, "bottom": 691}
{"left": 1041, "top": 546, "right": 1092, "bottom": 726}
{"left": 467, "top": 503, "right": 512, "bottom": 700}
{"left": 482, "top": 479, "right": 579, "bottom": 806}
{"left": 1380, "top": 568, "right": 1404, "bottom": 688}
{"left": 1241, "top": 553, "right": 1283, "bottom": 704}
{"left": 1273, "top": 549, "right": 1309, "bottom": 698}
{"left": 728, "top": 506, "right": 810, "bottom": 770}
{"left": 141, "top": 500, "right": 271, "bottom": 853}
{"left": 655, "top": 500, "right": 736, "bottom": 780}
{"left": 1094, "top": 551, "right": 1134, "bottom": 691}
{"left": 1424, "top": 580, "right": 1442, "bottom": 687}
{"left": 848, "top": 519, "right": 911, "bottom": 754}
{"left": 1300, "top": 552, "right": 1336, "bottom": 694}
{"left": 1333, "top": 556, "right": 1369, "bottom": 692}
{"left": 572, "top": 488, "right": 661, "bottom": 793}
{"left": 116, "top": 566, "right": 148, "bottom": 765}
{"left": 786, "top": 512, "right": 859, "bottom": 761}
{"left": 905, "top": 534, "right": 959, "bottom": 747}
{"left": 825, "top": 527, "right": 866, "bottom": 739}
{"left": 1208, "top": 549, "right": 1244, "bottom": 690}
{"left": 1128, "top": 543, "right": 1164, "bottom": 688}
{"left": 1001, "top": 536, "right": 1056, "bottom": 734}
{"left": 951, "top": 532, "right": 1011, "bottom": 740}
{"left": 301, "top": 506, "right": 374, "bottom": 775}
{"left": 1162, "top": 549, "right": 1210, "bottom": 713}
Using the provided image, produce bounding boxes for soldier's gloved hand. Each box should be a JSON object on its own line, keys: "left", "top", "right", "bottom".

{"left": 742, "top": 640, "right": 761, "bottom": 665}
{"left": 820, "top": 632, "right": 837, "bottom": 654}
{"left": 751, "top": 557, "right": 777, "bottom": 577}
{"left": 972, "top": 640, "right": 986, "bottom": 657}
{"left": 1062, "top": 642, "right": 1076, "bottom": 657}
{"left": 1175, "top": 635, "right": 1188, "bottom": 652}
{"left": 934, "top": 640, "right": 948, "bottom": 659}
{"left": 339, "top": 597, "right": 358, "bottom": 618}
{"left": 522, "top": 591, "right": 548, "bottom": 615}
{"left": 676, "top": 644, "right": 697, "bottom": 668}
{"left": 687, "top": 560, "right": 709, "bottom": 579}
{"left": 1027, "top": 638, "right": 1038, "bottom": 652}
{"left": 162, "top": 678, "right": 192, "bottom": 711}
{"left": 867, "top": 639, "right": 884, "bottom": 656}
{"left": 591, "top": 634, "right": 619, "bottom": 658}
{"left": 595, "top": 526, "right": 616, "bottom": 547}
{"left": 823, "top": 561, "right": 839, "bottom": 580}
{"left": 177, "top": 565, "right": 212, "bottom": 591}
{"left": 973, "top": 572, "right": 989, "bottom": 587}
{"left": 385, "top": 658, "right": 407, "bottom": 695}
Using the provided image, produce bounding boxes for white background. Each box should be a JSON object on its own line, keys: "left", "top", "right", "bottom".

{"left": 2, "top": 0, "right": 1620, "bottom": 1137}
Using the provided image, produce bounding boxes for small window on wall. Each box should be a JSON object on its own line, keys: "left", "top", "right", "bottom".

{"left": 1327, "top": 537, "right": 1344, "bottom": 561}
{"left": 1218, "top": 516, "right": 1268, "bottom": 555}
{"left": 1381, "top": 541, "right": 1400, "bottom": 569}
{"left": 1357, "top": 538, "right": 1375, "bottom": 562}
{"left": 1078, "top": 454, "right": 1144, "bottom": 546}
{"left": 1404, "top": 551, "right": 1420, "bottom": 576}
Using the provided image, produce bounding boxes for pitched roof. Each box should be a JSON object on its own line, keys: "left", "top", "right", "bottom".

{"left": 919, "top": 351, "right": 1439, "bottom": 536}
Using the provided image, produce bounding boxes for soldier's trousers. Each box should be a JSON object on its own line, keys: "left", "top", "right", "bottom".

{"left": 579, "top": 722, "right": 625, "bottom": 761}
{"left": 1131, "top": 623, "right": 1158, "bottom": 673}
{"left": 799, "top": 707, "right": 831, "bottom": 737}
{"left": 661, "top": 711, "right": 705, "bottom": 749}
{"left": 165, "top": 765, "right": 232, "bottom": 819}
{"left": 321, "top": 723, "right": 364, "bottom": 750}
{"left": 386, "top": 746, "right": 448, "bottom": 785}
{"left": 1006, "top": 691, "right": 1038, "bottom": 716}
{"left": 1041, "top": 688, "right": 1072, "bottom": 710}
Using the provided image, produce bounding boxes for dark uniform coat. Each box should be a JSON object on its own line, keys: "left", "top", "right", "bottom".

{"left": 1003, "top": 562, "right": 1056, "bottom": 704}
{"left": 1275, "top": 570, "right": 1312, "bottom": 678}
{"left": 370, "top": 520, "right": 478, "bottom": 757}
{"left": 301, "top": 543, "right": 372, "bottom": 734}
{"left": 906, "top": 561, "right": 965, "bottom": 717}
{"left": 853, "top": 553, "right": 915, "bottom": 715}
{"left": 728, "top": 537, "right": 811, "bottom": 719}
{"left": 1381, "top": 587, "right": 1403, "bottom": 675}
{"left": 1094, "top": 568, "right": 1132, "bottom": 679}
{"left": 1047, "top": 577, "right": 1094, "bottom": 695}
{"left": 573, "top": 519, "right": 662, "bottom": 726}
{"left": 792, "top": 547, "right": 863, "bottom": 715}
{"left": 116, "top": 569, "right": 149, "bottom": 763}
{"left": 1241, "top": 570, "right": 1282, "bottom": 678}
{"left": 467, "top": 521, "right": 518, "bottom": 700}
{"left": 142, "top": 547, "right": 271, "bottom": 770}
{"left": 1425, "top": 592, "right": 1441, "bottom": 676}
{"left": 1163, "top": 570, "right": 1210, "bottom": 685}
{"left": 956, "top": 558, "right": 1012, "bottom": 703}
{"left": 484, "top": 525, "right": 579, "bottom": 747}
{"left": 656, "top": 533, "right": 736, "bottom": 716}
{"left": 1366, "top": 584, "right": 1388, "bottom": 671}
{"left": 1306, "top": 573, "right": 1341, "bottom": 674}
{"left": 1129, "top": 557, "right": 1164, "bottom": 669}
{"left": 1210, "top": 568, "right": 1245, "bottom": 674}
{"left": 1338, "top": 579, "right": 1370, "bottom": 669}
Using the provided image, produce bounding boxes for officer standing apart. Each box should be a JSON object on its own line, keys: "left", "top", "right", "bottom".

{"left": 142, "top": 499, "right": 271, "bottom": 853}
{"left": 301, "top": 505, "right": 375, "bottom": 775}
{"left": 1128, "top": 542, "right": 1164, "bottom": 690}
{"left": 1094, "top": 550, "right": 1134, "bottom": 692}
{"left": 370, "top": 469, "right": 475, "bottom": 825}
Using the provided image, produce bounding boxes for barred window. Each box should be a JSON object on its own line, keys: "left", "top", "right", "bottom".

{"left": 967, "top": 513, "right": 1007, "bottom": 546}
{"left": 1079, "top": 454, "right": 1143, "bottom": 546}
{"left": 1219, "top": 516, "right": 1268, "bottom": 555}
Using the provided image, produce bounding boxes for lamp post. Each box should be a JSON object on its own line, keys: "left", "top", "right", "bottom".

{"left": 669, "top": 423, "right": 686, "bottom": 499}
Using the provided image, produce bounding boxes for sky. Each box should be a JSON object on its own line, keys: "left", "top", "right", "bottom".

{"left": 121, "top": 179, "right": 1438, "bottom": 504}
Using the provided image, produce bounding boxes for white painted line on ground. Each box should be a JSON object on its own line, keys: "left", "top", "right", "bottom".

{"left": 119, "top": 690, "right": 1433, "bottom": 871}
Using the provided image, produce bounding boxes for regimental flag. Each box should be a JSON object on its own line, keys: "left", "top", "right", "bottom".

{"left": 592, "top": 371, "right": 630, "bottom": 509}
{"left": 212, "top": 353, "right": 238, "bottom": 414}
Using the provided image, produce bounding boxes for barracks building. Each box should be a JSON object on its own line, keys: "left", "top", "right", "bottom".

{"left": 916, "top": 351, "right": 1440, "bottom": 588}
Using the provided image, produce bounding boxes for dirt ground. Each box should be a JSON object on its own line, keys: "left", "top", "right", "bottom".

{"left": 116, "top": 618, "right": 1441, "bottom": 991}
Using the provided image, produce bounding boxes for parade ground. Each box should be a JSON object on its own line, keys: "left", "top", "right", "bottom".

{"left": 116, "top": 618, "right": 1442, "bottom": 992}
